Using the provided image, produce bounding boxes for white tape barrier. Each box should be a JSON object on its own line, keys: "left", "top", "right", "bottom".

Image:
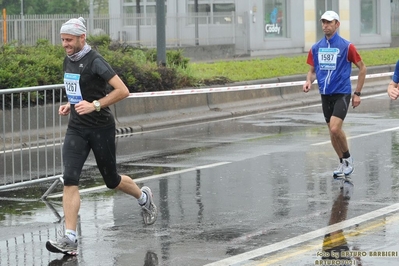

{"left": 128, "top": 72, "right": 393, "bottom": 98}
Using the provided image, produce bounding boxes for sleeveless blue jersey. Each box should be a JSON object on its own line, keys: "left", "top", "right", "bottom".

{"left": 309, "top": 33, "right": 357, "bottom": 95}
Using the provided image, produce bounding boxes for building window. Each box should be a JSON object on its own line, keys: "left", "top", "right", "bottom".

{"left": 361, "top": 0, "right": 378, "bottom": 34}
{"left": 123, "top": 0, "right": 166, "bottom": 26}
{"left": 187, "top": 1, "right": 235, "bottom": 24}
{"left": 213, "top": 3, "right": 235, "bottom": 24}
{"left": 264, "top": 0, "right": 287, "bottom": 38}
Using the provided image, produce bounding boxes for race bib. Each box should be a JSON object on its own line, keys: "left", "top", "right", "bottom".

{"left": 318, "top": 48, "right": 339, "bottom": 71}
{"left": 64, "top": 73, "right": 83, "bottom": 104}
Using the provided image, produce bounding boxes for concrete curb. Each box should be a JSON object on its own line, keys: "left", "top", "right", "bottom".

{"left": 112, "top": 65, "right": 394, "bottom": 134}
{"left": 0, "top": 65, "right": 393, "bottom": 138}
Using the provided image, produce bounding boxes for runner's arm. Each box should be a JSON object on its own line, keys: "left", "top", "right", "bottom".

{"left": 388, "top": 80, "right": 399, "bottom": 100}
{"left": 303, "top": 51, "right": 316, "bottom": 93}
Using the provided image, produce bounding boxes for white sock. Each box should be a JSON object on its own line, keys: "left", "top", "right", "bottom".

{"left": 138, "top": 191, "right": 147, "bottom": 206}
{"left": 65, "top": 229, "right": 77, "bottom": 242}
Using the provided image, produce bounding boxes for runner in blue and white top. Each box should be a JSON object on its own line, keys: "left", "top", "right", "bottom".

{"left": 303, "top": 10, "right": 367, "bottom": 178}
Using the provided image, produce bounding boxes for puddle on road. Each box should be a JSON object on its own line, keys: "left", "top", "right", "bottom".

{"left": 0, "top": 164, "right": 182, "bottom": 225}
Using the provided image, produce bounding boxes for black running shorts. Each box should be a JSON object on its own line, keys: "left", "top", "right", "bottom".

{"left": 62, "top": 124, "right": 121, "bottom": 188}
{"left": 321, "top": 94, "right": 351, "bottom": 123}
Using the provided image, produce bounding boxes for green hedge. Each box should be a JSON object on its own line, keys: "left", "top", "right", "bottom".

{"left": 0, "top": 37, "right": 196, "bottom": 92}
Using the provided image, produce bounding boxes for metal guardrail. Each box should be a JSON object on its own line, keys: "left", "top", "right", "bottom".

{"left": 0, "top": 84, "right": 66, "bottom": 195}
{"left": 0, "top": 71, "right": 393, "bottom": 197}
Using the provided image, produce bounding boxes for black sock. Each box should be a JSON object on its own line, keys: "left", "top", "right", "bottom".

{"left": 342, "top": 151, "right": 350, "bottom": 159}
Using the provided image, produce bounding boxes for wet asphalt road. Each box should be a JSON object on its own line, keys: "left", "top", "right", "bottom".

{"left": 1, "top": 83, "right": 399, "bottom": 266}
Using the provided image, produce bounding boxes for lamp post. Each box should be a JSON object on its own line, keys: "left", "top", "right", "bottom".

{"left": 89, "top": 0, "right": 94, "bottom": 33}
{"left": 21, "top": 0, "right": 25, "bottom": 44}
{"left": 194, "top": 0, "right": 199, "bottom": 45}
{"left": 156, "top": 0, "right": 166, "bottom": 66}
{"left": 136, "top": 0, "right": 141, "bottom": 44}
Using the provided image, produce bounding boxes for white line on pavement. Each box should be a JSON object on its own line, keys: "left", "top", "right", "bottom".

{"left": 46, "top": 162, "right": 231, "bottom": 198}
{"left": 311, "top": 93, "right": 397, "bottom": 146}
{"left": 204, "top": 203, "right": 399, "bottom": 266}
{"left": 312, "top": 126, "right": 399, "bottom": 146}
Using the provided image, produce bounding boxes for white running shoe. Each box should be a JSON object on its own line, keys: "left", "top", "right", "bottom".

{"left": 333, "top": 163, "right": 344, "bottom": 178}
{"left": 342, "top": 157, "right": 354, "bottom": 176}
{"left": 46, "top": 235, "right": 78, "bottom": 255}
{"left": 140, "top": 186, "right": 158, "bottom": 225}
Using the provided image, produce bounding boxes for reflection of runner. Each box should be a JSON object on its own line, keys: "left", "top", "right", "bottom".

{"left": 320, "top": 180, "right": 362, "bottom": 265}
{"left": 144, "top": 251, "right": 159, "bottom": 266}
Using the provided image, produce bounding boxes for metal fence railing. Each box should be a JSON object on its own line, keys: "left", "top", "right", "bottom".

{"left": 0, "top": 85, "right": 66, "bottom": 195}
{"left": 2, "top": 9, "right": 399, "bottom": 49}
{"left": 0, "top": 71, "right": 392, "bottom": 197}
{"left": 0, "top": 12, "right": 238, "bottom": 47}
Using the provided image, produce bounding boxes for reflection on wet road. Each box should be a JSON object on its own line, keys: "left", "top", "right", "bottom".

{"left": 1, "top": 90, "right": 399, "bottom": 266}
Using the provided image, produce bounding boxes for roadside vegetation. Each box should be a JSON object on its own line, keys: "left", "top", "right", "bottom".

{"left": 188, "top": 48, "right": 399, "bottom": 82}
{"left": 1, "top": 35, "right": 399, "bottom": 93}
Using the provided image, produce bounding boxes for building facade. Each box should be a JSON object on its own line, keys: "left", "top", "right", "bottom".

{"left": 109, "top": 0, "right": 391, "bottom": 57}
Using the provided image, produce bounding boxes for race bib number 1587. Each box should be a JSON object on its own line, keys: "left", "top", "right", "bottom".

{"left": 318, "top": 48, "right": 339, "bottom": 71}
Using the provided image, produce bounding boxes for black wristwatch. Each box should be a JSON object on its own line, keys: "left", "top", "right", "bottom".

{"left": 354, "top": 91, "right": 361, "bottom": 96}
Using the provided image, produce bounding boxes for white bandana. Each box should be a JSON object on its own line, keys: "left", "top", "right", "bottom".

{"left": 60, "top": 17, "right": 87, "bottom": 36}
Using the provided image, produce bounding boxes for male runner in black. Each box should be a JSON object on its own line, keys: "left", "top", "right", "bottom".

{"left": 46, "top": 17, "right": 157, "bottom": 256}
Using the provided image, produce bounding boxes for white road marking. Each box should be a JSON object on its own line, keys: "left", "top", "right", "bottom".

{"left": 46, "top": 162, "right": 231, "bottom": 198}
{"left": 311, "top": 92, "right": 393, "bottom": 146}
{"left": 312, "top": 126, "right": 399, "bottom": 146}
{"left": 204, "top": 203, "right": 399, "bottom": 266}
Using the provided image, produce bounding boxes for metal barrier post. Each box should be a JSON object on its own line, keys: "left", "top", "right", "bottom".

{"left": 41, "top": 176, "right": 64, "bottom": 200}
